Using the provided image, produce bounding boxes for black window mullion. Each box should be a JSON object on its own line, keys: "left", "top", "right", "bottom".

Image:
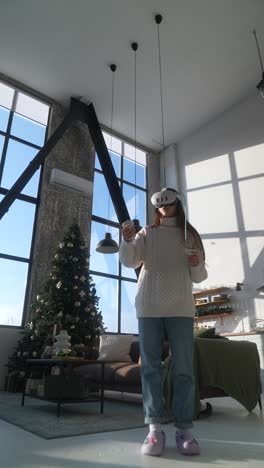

{"left": 118, "top": 275, "right": 122, "bottom": 333}
{"left": 92, "top": 214, "right": 120, "bottom": 229}
{"left": 0, "top": 109, "right": 14, "bottom": 184}
{"left": 0, "top": 252, "right": 30, "bottom": 263}
{"left": 0, "top": 187, "right": 37, "bottom": 204}
{"left": 9, "top": 134, "right": 42, "bottom": 151}
{"left": 118, "top": 223, "right": 122, "bottom": 333}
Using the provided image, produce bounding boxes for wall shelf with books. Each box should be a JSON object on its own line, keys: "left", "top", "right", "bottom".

{"left": 196, "top": 299, "right": 231, "bottom": 308}
{"left": 193, "top": 286, "right": 231, "bottom": 300}
{"left": 193, "top": 287, "right": 233, "bottom": 324}
{"left": 195, "top": 312, "right": 231, "bottom": 322}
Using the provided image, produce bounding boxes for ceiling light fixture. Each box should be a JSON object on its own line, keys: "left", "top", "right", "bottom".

{"left": 131, "top": 41, "right": 142, "bottom": 234}
{"left": 155, "top": 13, "right": 167, "bottom": 186}
{"left": 96, "top": 64, "right": 119, "bottom": 254}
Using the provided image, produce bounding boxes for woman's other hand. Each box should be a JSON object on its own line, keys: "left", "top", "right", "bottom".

{"left": 188, "top": 251, "right": 200, "bottom": 267}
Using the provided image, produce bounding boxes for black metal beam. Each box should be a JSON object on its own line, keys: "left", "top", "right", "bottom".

{"left": 71, "top": 98, "right": 131, "bottom": 225}
{"left": 0, "top": 112, "right": 74, "bottom": 220}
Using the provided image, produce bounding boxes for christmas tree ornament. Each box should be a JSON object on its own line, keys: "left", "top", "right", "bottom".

{"left": 54, "top": 330, "right": 71, "bottom": 353}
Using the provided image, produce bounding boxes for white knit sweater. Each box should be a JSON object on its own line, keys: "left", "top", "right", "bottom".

{"left": 119, "top": 217, "right": 208, "bottom": 318}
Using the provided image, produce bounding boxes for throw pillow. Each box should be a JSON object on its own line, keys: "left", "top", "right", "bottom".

{"left": 97, "top": 334, "right": 137, "bottom": 362}
{"left": 194, "top": 327, "right": 215, "bottom": 338}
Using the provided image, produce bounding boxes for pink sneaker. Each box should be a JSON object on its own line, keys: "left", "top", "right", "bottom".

{"left": 176, "top": 430, "right": 200, "bottom": 456}
{"left": 141, "top": 430, "right": 166, "bottom": 456}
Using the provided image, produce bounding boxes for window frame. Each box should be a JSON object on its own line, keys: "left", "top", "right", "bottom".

{"left": 0, "top": 82, "right": 51, "bottom": 328}
{"left": 89, "top": 131, "right": 148, "bottom": 334}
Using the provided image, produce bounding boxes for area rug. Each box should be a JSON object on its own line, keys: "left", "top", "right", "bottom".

{"left": 0, "top": 391, "right": 145, "bottom": 439}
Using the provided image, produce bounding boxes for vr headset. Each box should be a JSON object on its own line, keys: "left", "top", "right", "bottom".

{"left": 151, "top": 188, "right": 187, "bottom": 240}
{"left": 151, "top": 188, "right": 181, "bottom": 208}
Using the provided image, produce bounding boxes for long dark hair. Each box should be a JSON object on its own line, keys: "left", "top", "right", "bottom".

{"left": 151, "top": 199, "right": 205, "bottom": 260}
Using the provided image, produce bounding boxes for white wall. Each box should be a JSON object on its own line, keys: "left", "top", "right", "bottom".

{"left": 175, "top": 91, "right": 264, "bottom": 334}
{"left": 0, "top": 329, "right": 21, "bottom": 389}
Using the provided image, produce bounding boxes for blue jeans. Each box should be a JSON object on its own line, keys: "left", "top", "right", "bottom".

{"left": 138, "top": 316, "right": 195, "bottom": 429}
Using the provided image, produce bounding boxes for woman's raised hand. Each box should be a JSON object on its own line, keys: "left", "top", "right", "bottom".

{"left": 121, "top": 220, "right": 136, "bottom": 242}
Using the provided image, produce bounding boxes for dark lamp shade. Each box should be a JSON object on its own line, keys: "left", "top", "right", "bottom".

{"left": 96, "top": 232, "right": 119, "bottom": 254}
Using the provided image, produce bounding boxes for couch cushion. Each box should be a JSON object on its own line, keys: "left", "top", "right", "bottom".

{"left": 114, "top": 363, "right": 142, "bottom": 386}
{"left": 130, "top": 341, "right": 140, "bottom": 363}
{"left": 97, "top": 334, "right": 137, "bottom": 362}
{"left": 74, "top": 362, "right": 129, "bottom": 384}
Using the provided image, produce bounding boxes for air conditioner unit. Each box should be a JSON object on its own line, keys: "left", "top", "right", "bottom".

{"left": 50, "top": 168, "right": 93, "bottom": 196}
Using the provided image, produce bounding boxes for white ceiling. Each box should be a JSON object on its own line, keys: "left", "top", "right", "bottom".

{"left": 0, "top": 0, "right": 264, "bottom": 151}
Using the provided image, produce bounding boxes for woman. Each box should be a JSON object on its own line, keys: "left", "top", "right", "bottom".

{"left": 119, "top": 188, "right": 207, "bottom": 457}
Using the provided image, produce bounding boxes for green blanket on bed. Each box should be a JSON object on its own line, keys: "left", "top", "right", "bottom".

{"left": 162, "top": 337, "right": 261, "bottom": 419}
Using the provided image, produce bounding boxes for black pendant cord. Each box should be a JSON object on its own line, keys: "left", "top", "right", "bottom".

{"left": 131, "top": 42, "right": 138, "bottom": 219}
{"left": 253, "top": 30, "right": 264, "bottom": 74}
{"left": 107, "top": 64, "right": 117, "bottom": 230}
{"left": 155, "top": 14, "right": 166, "bottom": 187}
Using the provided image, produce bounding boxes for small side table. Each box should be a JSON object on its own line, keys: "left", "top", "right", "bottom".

{"left": 21, "top": 358, "right": 105, "bottom": 417}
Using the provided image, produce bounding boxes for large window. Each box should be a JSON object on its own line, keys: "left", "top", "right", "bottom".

{"left": 0, "top": 81, "right": 50, "bottom": 326}
{"left": 90, "top": 131, "right": 147, "bottom": 333}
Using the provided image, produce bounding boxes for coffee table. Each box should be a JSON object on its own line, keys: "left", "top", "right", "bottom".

{"left": 21, "top": 358, "right": 106, "bottom": 417}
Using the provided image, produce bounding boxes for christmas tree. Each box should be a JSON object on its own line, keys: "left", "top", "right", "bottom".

{"left": 8, "top": 223, "right": 104, "bottom": 373}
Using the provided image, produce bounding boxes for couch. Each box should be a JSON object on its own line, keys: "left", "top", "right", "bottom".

{"left": 74, "top": 332, "right": 262, "bottom": 418}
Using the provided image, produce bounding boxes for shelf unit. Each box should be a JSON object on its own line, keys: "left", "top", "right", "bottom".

{"left": 193, "top": 286, "right": 230, "bottom": 299}
{"left": 196, "top": 299, "right": 230, "bottom": 308}
{"left": 193, "top": 287, "right": 232, "bottom": 323}
{"left": 195, "top": 313, "right": 230, "bottom": 321}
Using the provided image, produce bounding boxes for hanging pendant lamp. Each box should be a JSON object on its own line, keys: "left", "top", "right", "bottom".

{"left": 154, "top": 14, "right": 187, "bottom": 240}
{"left": 131, "top": 42, "right": 142, "bottom": 233}
{"left": 155, "top": 14, "right": 167, "bottom": 187}
{"left": 253, "top": 30, "right": 264, "bottom": 98}
{"left": 96, "top": 64, "right": 119, "bottom": 254}
{"left": 96, "top": 232, "right": 119, "bottom": 254}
